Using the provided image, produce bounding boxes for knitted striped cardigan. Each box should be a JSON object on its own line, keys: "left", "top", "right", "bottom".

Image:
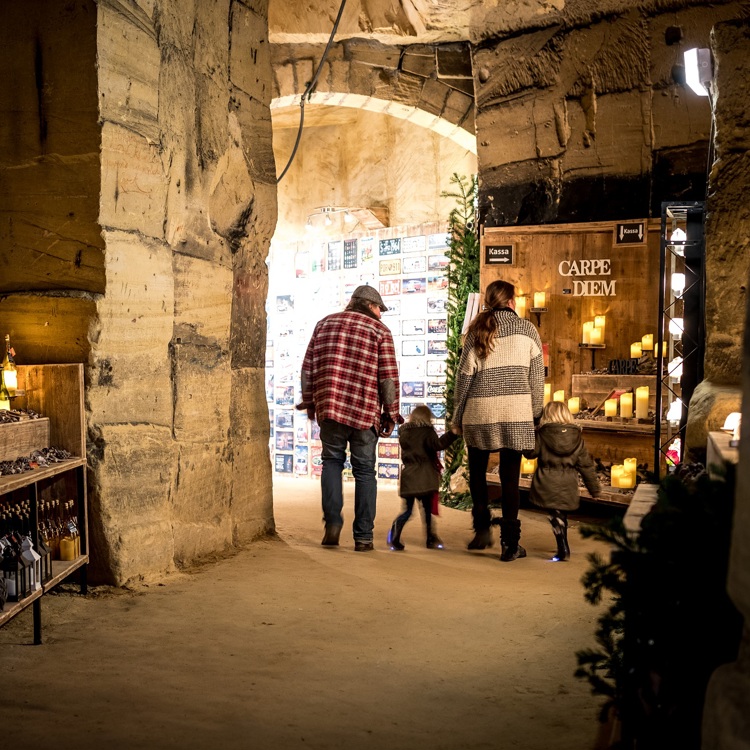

{"left": 452, "top": 308, "right": 545, "bottom": 452}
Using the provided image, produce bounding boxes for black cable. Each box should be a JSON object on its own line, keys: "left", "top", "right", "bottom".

{"left": 276, "top": 0, "right": 348, "bottom": 184}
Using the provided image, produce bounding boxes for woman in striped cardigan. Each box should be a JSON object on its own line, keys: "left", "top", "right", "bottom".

{"left": 452, "top": 280, "right": 545, "bottom": 561}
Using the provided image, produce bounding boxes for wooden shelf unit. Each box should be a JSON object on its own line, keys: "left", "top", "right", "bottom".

{"left": 0, "top": 364, "right": 88, "bottom": 643}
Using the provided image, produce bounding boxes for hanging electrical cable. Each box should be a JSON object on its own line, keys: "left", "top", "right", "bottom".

{"left": 276, "top": 0, "right": 348, "bottom": 184}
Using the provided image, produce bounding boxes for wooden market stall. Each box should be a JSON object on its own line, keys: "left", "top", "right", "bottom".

{"left": 480, "top": 219, "right": 666, "bottom": 505}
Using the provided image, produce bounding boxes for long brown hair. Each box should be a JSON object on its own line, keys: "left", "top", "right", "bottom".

{"left": 467, "top": 280, "right": 515, "bottom": 359}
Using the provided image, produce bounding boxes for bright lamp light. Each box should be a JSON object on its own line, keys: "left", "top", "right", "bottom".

{"left": 684, "top": 48, "right": 711, "bottom": 97}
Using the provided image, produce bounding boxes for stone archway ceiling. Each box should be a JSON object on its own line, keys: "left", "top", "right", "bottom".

{"left": 271, "top": 94, "right": 477, "bottom": 153}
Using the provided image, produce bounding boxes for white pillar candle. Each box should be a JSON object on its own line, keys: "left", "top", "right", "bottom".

{"left": 544, "top": 383, "right": 551, "bottom": 405}
{"left": 624, "top": 457, "right": 638, "bottom": 474}
{"left": 533, "top": 291, "right": 546, "bottom": 308}
{"left": 611, "top": 465, "right": 624, "bottom": 488}
{"left": 594, "top": 315, "right": 606, "bottom": 344}
{"left": 619, "top": 467, "right": 636, "bottom": 489}
{"left": 520, "top": 457, "right": 537, "bottom": 475}
{"left": 568, "top": 397, "right": 580, "bottom": 415}
{"left": 635, "top": 386, "right": 649, "bottom": 419}
{"left": 619, "top": 393, "right": 633, "bottom": 418}
{"left": 515, "top": 296, "right": 527, "bottom": 319}
{"left": 641, "top": 333, "right": 654, "bottom": 351}
{"left": 590, "top": 327, "right": 603, "bottom": 345}
{"left": 604, "top": 398, "right": 618, "bottom": 417}
{"left": 631, "top": 342, "right": 642, "bottom": 359}
{"left": 582, "top": 321, "right": 594, "bottom": 344}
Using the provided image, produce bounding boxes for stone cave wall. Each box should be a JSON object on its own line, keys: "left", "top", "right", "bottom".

{"left": 472, "top": 1, "right": 747, "bottom": 227}
{"left": 1, "top": 0, "right": 277, "bottom": 586}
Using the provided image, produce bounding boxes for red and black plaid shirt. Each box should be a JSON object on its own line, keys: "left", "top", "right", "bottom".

{"left": 301, "top": 310, "right": 400, "bottom": 430}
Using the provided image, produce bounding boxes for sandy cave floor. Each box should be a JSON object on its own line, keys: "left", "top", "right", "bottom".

{"left": 0, "top": 477, "right": 617, "bottom": 750}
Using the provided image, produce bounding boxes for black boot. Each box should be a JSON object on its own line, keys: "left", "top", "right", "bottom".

{"left": 467, "top": 528, "right": 493, "bottom": 550}
{"left": 426, "top": 532, "right": 444, "bottom": 549}
{"left": 387, "top": 519, "right": 405, "bottom": 550}
{"left": 549, "top": 512, "right": 570, "bottom": 561}
{"left": 499, "top": 518, "right": 526, "bottom": 562}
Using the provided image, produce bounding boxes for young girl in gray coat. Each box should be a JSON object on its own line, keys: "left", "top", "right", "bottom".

{"left": 387, "top": 405, "right": 459, "bottom": 551}
{"left": 524, "top": 401, "right": 601, "bottom": 561}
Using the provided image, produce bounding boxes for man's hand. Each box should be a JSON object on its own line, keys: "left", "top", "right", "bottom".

{"left": 451, "top": 424, "right": 463, "bottom": 435}
{"left": 378, "top": 417, "right": 395, "bottom": 438}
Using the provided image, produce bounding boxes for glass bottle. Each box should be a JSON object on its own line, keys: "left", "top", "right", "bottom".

{"left": 0, "top": 372, "right": 9, "bottom": 411}
{"left": 2, "top": 334, "right": 16, "bottom": 396}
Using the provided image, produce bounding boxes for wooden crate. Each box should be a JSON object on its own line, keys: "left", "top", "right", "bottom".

{"left": 0, "top": 418, "right": 50, "bottom": 463}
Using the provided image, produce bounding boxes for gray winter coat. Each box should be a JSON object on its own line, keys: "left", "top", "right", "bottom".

{"left": 525, "top": 423, "right": 601, "bottom": 511}
{"left": 398, "top": 420, "right": 459, "bottom": 498}
{"left": 453, "top": 309, "right": 545, "bottom": 452}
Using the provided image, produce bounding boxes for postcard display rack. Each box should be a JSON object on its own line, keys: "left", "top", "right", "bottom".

{"left": 266, "top": 226, "right": 452, "bottom": 484}
{"left": 480, "top": 220, "right": 668, "bottom": 506}
{"left": 0, "top": 364, "right": 88, "bottom": 643}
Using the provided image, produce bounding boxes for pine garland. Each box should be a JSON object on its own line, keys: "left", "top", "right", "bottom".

{"left": 440, "top": 174, "right": 479, "bottom": 509}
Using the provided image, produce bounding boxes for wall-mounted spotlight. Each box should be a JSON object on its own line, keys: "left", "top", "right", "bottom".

{"left": 684, "top": 47, "right": 712, "bottom": 97}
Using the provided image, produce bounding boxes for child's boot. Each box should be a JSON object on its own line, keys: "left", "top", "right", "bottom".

{"left": 387, "top": 519, "right": 405, "bottom": 550}
{"left": 549, "top": 512, "right": 570, "bottom": 561}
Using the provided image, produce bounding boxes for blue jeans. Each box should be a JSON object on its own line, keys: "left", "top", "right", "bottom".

{"left": 320, "top": 419, "right": 378, "bottom": 542}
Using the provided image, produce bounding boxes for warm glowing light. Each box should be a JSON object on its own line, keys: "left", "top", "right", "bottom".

{"left": 641, "top": 334, "right": 654, "bottom": 351}
{"left": 631, "top": 342, "right": 642, "bottom": 359}
{"left": 604, "top": 399, "right": 618, "bottom": 417}
{"left": 533, "top": 292, "right": 546, "bottom": 308}
{"left": 635, "top": 386, "right": 649, "bottom": 420}
{"left": 568, "top": 397, "right": 580, "bottom": 415}
{"left": 620, "top": 393, "right": 633, "bottom": 419}
{"left": 544, "top": 383, "right": 552, "bottom": 405}
{"left": 553, "top": 389, "right": 564, "bottom": 403}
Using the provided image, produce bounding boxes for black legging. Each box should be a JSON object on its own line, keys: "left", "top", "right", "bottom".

{"left": 467, "top": 446, "right": 522, "bottom": 531}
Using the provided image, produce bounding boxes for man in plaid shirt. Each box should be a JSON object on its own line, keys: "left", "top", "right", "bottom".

{"left": 298, "top": 285, "right": 402, "bottom": 552}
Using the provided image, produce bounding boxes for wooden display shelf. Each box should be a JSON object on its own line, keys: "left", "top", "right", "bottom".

{"left": 0, "top": 364, "right": 88, "bottom": 644}
{"left": 486, "top": 472, "right": 633, "bottom": 507}
{"left": 0, "top": 556, "right": 88, "bottom": 628}
{"left": 44, "top": 555, "right": 89, "bottom": 591}
{"left": 0, "top": 457, "right": 86, "bottom": 495}
{"left": 0, "top": 588, "right": 43, "bottom": 627}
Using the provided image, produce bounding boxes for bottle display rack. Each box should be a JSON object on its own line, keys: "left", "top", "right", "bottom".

{"left": 0, "top": 364, "right": 88, "bottom": 644}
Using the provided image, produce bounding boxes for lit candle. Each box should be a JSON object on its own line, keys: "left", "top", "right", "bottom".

{"left": 630, "top": 342, "right": 642, "bottom": 359}
{"left": 582, "top": 321, "right": 594, "bottom": 344}
{"left": 533, "top": 291, "right": 546, "bottom": 309}
{"left": 611, "top": 465, "right": 624, "bottom": 488}
{"left": 619, "top": 393, "right": 633, "bottom": 418}
{"left": 604, "top": 398, "right": 618, "bottom": 417}
{"left": 624, "top": 457, "right": 638, "bottom": 474}
{"left": 553, "top": 389, "right": 564, "bottom": 403}
{"left": 641, "top": 333, "right": 654, "bottom": 351}
{"left": 515, "top": 296, "right": 527, "bottom": 319}
{"left": 544, "top": 383, "right": 552, "bottom": 405}
{"left": 619, "top": 467, "right": 636, "bottom": 489}
{"left": 520, "top": 457, "right": 537, "bottom": 475}
{"left": 568, "top": 397, "right": 580, "bottom": 415}
{"left": 590, "top": 327, "right": 603, "bottom": 345}
{"left": 594, "top": 315, "right": 606, "bottom": 344}
{"left": 635, "top": 386, "right": 649, "bottom": 420}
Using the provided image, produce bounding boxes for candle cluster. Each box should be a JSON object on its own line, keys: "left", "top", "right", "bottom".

{"left": 603, "top": 388, "right": 649, "bottom": 419}
{"left": 611, "top": 457, "right": 638, "bottom": 489}
{"left": 630, "top": 334, "right": 666, "bottom": 359}
{"left": 581, "top": 315, "right": 606, "bottom": 345}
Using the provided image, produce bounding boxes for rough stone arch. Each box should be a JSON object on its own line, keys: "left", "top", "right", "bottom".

{"left": 271, "top": 39, "right": 476, "bottom": 153}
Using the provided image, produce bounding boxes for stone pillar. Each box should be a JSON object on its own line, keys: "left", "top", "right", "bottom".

{"left": 89, "top": 0, "right": 276, "bottom": 583}
{"left": 701, "top": 17, "right": 750, "bottom": 749}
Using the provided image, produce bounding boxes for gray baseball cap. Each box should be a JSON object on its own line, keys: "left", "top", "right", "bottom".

{"left": 351, "top": 284, "right": 388, "bottom": 311}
